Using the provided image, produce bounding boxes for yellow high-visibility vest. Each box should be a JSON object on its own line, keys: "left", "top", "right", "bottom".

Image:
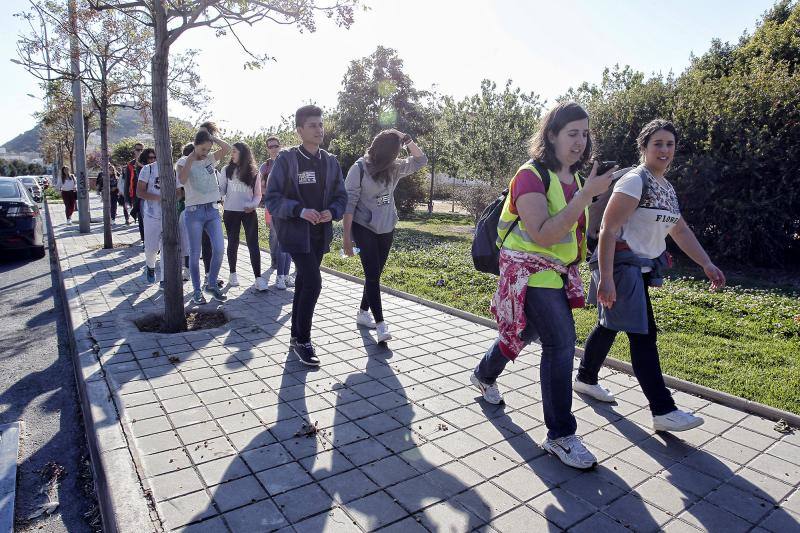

{"left": 497, "top": 161, "right": 588, "bottom": 288}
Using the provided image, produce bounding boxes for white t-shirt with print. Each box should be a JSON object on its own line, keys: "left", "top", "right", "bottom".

{"left": 137, "top": 163, "right": 162, "bottom": 219}
{"left": 614, "top": 167, "right": 681, "bottom": 271}
{"left": 181, "top": 154, "right": 220, "bottom": 207}
{"left": 138, "top": 162, "right": 182, "bottom": 219}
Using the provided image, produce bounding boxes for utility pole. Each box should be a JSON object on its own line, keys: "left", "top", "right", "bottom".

{"left": 69, "top": 0, "right": 90, "bottom": 232}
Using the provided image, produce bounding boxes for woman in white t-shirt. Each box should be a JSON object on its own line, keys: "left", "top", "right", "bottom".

{"left": 575, "top": 119, "right": 726, "bottom": 433}
{"left": 59, "top": 166, "right": 77, "bottom": 224}
{"left": 178, "top": 128, "right": 231, "bottom": 304}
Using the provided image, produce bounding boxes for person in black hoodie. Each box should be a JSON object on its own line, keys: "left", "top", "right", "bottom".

{"left": 265, "top": 105, "right": 347, "bottom": 366}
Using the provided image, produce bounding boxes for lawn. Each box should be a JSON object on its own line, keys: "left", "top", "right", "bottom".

{"left": 253, "top": 210, "right": 800, "bottom": 414}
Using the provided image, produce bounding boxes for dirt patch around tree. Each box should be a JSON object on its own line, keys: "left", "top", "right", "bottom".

{"left": 135, "top": 310, "right": 228, "bottom": 333}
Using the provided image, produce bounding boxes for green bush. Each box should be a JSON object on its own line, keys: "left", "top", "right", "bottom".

{"left": 569, "top": 1, "right": 800, "bottom": 266}
{"left": 394, "top": 167, "right": 428, "bottom": 219}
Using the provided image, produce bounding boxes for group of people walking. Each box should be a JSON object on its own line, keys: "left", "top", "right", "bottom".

{"left": 58, "top": 100, "right": 726, "bottom": 473}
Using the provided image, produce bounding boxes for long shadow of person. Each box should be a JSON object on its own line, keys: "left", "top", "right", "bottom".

{"left": 309, "top": 328, "right": 491, "bottom": 531}
{"left": 581, "top": 401, "right": 798, "bottom": 532}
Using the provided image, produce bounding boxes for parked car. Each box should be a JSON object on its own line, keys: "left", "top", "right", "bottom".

{"left": 0, "top": 177, "right": 45, "bottom": 258}
{"left": 18, "top": 176, "right": 43, "bottom": 203}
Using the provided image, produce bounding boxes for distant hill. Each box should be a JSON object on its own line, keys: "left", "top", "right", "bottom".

{"left": 0, "top": 106, "right": 183, "bottom": 153}
{"left": 2, "top": 125, "right": 40, "bottom": 153}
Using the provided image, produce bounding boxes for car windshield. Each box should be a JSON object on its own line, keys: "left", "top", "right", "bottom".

{"left": 0, "top": 181, "right": 21, "bottom": 198}
{"left": 20, "top": 178, "right": 36, "bottom": 185}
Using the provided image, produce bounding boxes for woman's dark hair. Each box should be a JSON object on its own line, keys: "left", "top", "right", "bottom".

{"left": 528, "top": 101, "right": 593, "bottom": 173}
{"left": 109, "top": 165, "right": 118, "bottom": 177}
{"left": 138, "top": 148, "right": 155, "bottom": 166}
{"left": 199, "top": 121, "right": 219, "bottom": 136}
{"left": 365, "top": 130, "right": 402, "bottom": 185}
{"left": 637, "top": 119, "right": 679, "bottom": 161}
{"left": 61, "top": 166, "right": 72, "bottom": 181}
{"left": 295, "top": 105, "right": 323, "bottom": 128}
{"left": 182, "top": 143, "right": 195, "bottom": 157}
{"left": 194, "top": 130, "right": 213, "bottom": 146}
{"left": 226, "top": 142, "right": 258, "bottom": 189}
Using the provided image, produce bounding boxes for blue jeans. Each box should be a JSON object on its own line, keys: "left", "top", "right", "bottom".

{"left": 186, "top": 203, "right": 224, "bottom": 292}
{"left": 475, "top": 287, "right": 578, "bottom": 440}
{"left": 270, "top": 225, "right": 292, "bottom": 276}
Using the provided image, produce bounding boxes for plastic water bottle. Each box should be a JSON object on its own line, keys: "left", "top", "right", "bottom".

{"left": 340, "top": 246, "right": 360, "bottom": 258}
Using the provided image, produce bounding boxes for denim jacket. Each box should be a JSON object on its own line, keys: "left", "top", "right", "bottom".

{"left": 265, "top": 147, "right": 347, "bottom": 254}
{"left": 587, "top": 249, "right": 671, "bottom": 333}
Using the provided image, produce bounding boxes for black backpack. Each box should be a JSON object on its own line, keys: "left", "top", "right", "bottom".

{"left": 471, "top": 160, "right": 550, "bottom": 275}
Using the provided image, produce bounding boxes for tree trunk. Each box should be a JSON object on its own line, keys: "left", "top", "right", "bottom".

{"left": 100, "top": 93, "right": 112, "bottom": 249}
{"left": 152, "top": 0, "right": 185, "bottom": 332}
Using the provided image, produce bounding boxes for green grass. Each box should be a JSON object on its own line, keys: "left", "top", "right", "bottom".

{"left": 252, "top": 210, "right": 800, "bottom": 414}
{"left": 44, "top": 187, "right": 62, "bottom": 203}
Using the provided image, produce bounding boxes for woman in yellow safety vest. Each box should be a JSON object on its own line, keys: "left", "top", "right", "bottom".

{"left": 470, "top": 102, "right": 616, "bottom": 470}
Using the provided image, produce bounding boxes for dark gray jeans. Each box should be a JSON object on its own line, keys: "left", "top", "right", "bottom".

{"left": 475, "top": 286, "right": 578, "bottom": 440}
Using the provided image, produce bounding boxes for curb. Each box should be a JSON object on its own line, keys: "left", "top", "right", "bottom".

{"left": 45, "top": 201, "right": 159, "bottom": 533}
{"left": 319, "top": 265, "right": 800, "bottom": 427}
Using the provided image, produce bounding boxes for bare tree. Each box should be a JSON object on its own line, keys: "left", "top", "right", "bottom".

{"left": 16, "top": 0, "right": 206, "bottom": 248}
{"left": 88, "top": 0, "right": 359, "bottom": 332}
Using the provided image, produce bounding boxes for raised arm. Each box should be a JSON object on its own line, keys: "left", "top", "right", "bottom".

{"left": 516, "top": 162, "right": 612, "bottom": 248}
{"left": 211, "top": 136, "right": 232, "bottom": 163}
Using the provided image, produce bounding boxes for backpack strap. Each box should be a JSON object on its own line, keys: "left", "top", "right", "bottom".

{"left": 531, "top": 160, "right": 551, "bottom": 192}
{"left": 357, "top": 160, "right": 365, "bottom": 185}
{"left": 501, "top": 160, "right": 550, "bottom": 248}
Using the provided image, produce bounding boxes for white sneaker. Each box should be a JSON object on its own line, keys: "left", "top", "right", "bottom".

{"left": 66, "top": 218, "right": 72, "bottom": 225}
{"left": 285, "top": 273, "right": 295, "bottom": 288}
{"left": 356, "top": 309, "right": 376, "bottom": 329}
{"left": 469, "top": 373, "right": 504, "bottom": 405}
{"left": 229, "top": 272, "right": 240, "bottom": 287}
{"left": 254, "top": 277, "right": 269, "bottom": 292}
{"left": 182, "top": 267, "right": 190, "bottom": 281}
{"left": 573, "top": 379, "right": 615, "bottom": 402}
{"left": 653, "top": 409, "right": 704, "bottom": 432}
{"left": 542, "top": 434, "right": 598, "bottom": 470}
{"left": 275, "top": 275, "right": 287, "bottom": 290}
{"left": 376, "top": 322, "right": 392, "bottom": 343}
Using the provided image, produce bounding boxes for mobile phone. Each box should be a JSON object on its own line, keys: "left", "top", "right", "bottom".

{"left": 595, "top": 160, "right": 617, "bottom": 174}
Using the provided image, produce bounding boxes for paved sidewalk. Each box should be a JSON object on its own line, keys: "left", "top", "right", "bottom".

{"left": 54, "top": 197, "right": 800, "bottom": 532}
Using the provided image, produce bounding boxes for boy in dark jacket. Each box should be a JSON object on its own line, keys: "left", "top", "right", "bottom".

{"left": 265, "top": 105, "right": 347, "bottom": 366}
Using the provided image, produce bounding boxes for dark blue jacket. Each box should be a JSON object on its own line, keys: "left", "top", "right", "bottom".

{"left": 587, "top": 249, "right": 671, "bottom": 334}
{"left": 265, "top": 146, "right": 347, "bottom": 254}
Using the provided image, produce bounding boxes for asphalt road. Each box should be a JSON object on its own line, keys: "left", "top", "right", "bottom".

{"left": 0, "top": 210, "right": 98, "bottom": 531}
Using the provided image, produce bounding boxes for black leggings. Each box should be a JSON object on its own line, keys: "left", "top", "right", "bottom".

{"left": 577, "top": 279, "right": 676, "bottom": 416}
{"left": 223, "top": 210, "right": 261, "bottom": 277}
{"left": 352, "top": 222, "right": 394, "bottom": 323}
{"left": 289, "top": 234, "right": 325, "bottom": 344}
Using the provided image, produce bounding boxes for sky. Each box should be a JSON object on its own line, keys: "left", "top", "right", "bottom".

{"left": 0, "top": 0, "right": 778, "bottom": 145}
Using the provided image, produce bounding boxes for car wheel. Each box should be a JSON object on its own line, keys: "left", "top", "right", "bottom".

{"left": 31, "top": 246, "right": 46, "bottom": 259}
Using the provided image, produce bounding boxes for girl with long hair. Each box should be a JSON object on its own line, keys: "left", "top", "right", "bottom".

{"left": 220, "top": 141, "right": 267, "bottom": 291}
{"left": 59, "top": 165, "right": 77, "bottom": 224}
{"left": 343, "top": 129, "right": 427, "bottom": 343}
{"left": 178, "top": 128, "right": 231, "bottom": 304}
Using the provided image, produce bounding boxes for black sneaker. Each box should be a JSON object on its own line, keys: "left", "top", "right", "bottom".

{"left": 204, "top": 285, "right": 227, "bottom": 302}
{"left": 293, "top": 342, "right": 320, "bottom": 367}
{"left": 289, "top": 337, "right": 298, "bottom": 349}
